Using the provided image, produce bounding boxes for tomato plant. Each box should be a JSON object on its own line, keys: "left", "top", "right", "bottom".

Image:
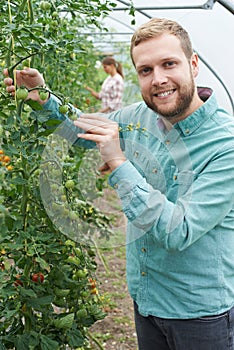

{"left": 0, "top": 0, "right": 117, "bottom": 349}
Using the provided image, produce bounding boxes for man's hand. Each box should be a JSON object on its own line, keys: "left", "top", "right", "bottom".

{"left": 74, "top": 114, "right": 126, "bottom": 172}
{"left": 3, "top": 68, "right": 48, "bottom": 104}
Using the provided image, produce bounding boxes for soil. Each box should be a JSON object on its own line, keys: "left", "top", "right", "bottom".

{"left": 89, "top": 247, "right": 138, "bottom": 350}
{"left": 89, "top": 188, "right": 138, "bottom": 350}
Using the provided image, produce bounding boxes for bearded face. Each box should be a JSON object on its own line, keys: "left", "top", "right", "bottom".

{"left": 142, "top": 68, "right": 196, "bottom": 120}
{"left": 132, "top": 35, "right": 202, "bottom": 124}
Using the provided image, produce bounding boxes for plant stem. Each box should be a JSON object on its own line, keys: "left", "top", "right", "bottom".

{"left": 87, "top": 331, "right": 105, "bottom": 350}
{"left": 20, "top": 154, "right": 29, "bottom": 231}
{"left": 7, "top": 0, "right": 14, "bottom": 64}
{"left": 27, "top": 0, "right": 34, "bottom": 24}
{"left": 92, "top": 239, "right": 110, "bottom": 275}
{"left": 7, "top": 1, "right": 15, "bottom": 83}
{"left": 24, "top": 307, "right": 33, "bottom": 332}
{"left": 27, "top": 0, "right": 34, "bottom": 66}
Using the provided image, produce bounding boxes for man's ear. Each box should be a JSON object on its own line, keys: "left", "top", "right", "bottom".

{"left": 191, "top": 52, "right": 199, "bottom": 78}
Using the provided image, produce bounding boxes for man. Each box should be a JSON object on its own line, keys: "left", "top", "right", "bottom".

{"left": 4, "top": 18, "right": 234, "bottom": 350}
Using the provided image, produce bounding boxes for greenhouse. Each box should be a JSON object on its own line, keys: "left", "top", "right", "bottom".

{"left": 0, "top": 1, "right": 234, "bottom": 349}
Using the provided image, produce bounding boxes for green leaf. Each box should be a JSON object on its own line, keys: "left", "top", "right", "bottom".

{"left": 10, "top": 177, "right": 28, "bottom": 185}
{"left": 28, "top": 331, "right": 40, "bottom": 348}
{"left": 27, "top": 296, "right": 53, "bottom": 308}
{"left": 44, "top": 119, "right": 63, "bottom": 128}
{"left": 0, "top": 340, "right": 7, "bottom": 350}
{"left": 19, "top": 288, "right": 37, "bottom": 299}
{"left": 14, "top": 334, "right": 30, "bottom": 350}
{"left": 54, "top": 313, "right": 74, "bottom": 329}
{"left": 67, "top": 328, "right": 84, "bottom": 348}
{"left": 14, "top": 331, "right": 40, "bottom": 350}
{"left": 26, "top": 99, "right": 43, "bottom": 111}
{"left": 4, "top": 309, "right": 18, "bottom": 320}
{"left": 5, "top": 144, "right": 19, "bottom": 155}
{"left": 35, "top": 256, "right": 50, "bottom": 271}
{"left": 30, "top": 110, "right": 51, "bottom": 123}
{"left": 40, "top": 335, "right": 59, "bottom": 350}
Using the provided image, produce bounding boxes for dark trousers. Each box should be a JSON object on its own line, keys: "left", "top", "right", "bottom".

{"left": 134, "top": 302, "right": 234, "bottom": 350}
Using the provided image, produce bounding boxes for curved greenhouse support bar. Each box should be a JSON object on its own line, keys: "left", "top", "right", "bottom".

{"left": 116, "top": 0, "right": 216, "bottom": 11}
{"left": 216, "top": 0, "right": 234, "bottom": 14}
{"left": 197, "top": 52, "right": 234, "bottom": 114}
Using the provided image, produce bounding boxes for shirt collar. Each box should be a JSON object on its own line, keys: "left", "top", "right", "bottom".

{"left": 175, "top": 91, "right": 218, "bottom": 136}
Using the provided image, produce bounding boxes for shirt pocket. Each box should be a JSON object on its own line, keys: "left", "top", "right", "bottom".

{"left": 171, "top": 169, "right": 198, "bottom": 198}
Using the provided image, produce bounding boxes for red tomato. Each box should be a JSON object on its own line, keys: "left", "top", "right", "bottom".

{"left": 31, "top": 272, "right": 44, "bottom": 283}
{"left": 14, "top": 274, "right": 23, "bottom": 287}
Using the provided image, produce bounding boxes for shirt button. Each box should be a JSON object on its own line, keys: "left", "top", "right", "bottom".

{"left": 141, "top": 271, "right": 146, "bottom": 276}
{"left": 173, "top": 175, "right": 177, "bottom": 180}
{"left": 141, "top": 247, "right": 147, "bottom": 253}
{"left": 185, "top": 129, "right": 190, "bottom": 134}
{"left": 134, "top": 151, "right": 139, "bottom": 157}
{"left": 152, "top": 168, "right": 158, "bottom": 174}
{"left": 165, "top": 139, "right": 170, "bottom": 145}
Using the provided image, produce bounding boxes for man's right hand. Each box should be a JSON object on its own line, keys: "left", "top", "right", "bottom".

{"left": 3, "top": 68, "right": 48, "bottom": 104}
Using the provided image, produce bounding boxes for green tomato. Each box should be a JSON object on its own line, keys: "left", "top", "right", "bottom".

{"left": 16, "top": 87, "right": 28, "bottom": 100}
{"left": 40, "top": 1, "right": 51, "bottom": 10}
{"left": 74, "top": 247, "right": 82, "bottom": 257}
{"left": 68, "top": 211, "right": 78, "bottom": 220}
{"left": 65, "top": 239, "right": 76, "bottom": 247}
{"left": 62, "top": 208, "right": 70, "bottom": 216}
{"left": 80, "top": 290, "right": 90, "bottom": 299}
{"left": 65, "top": 179, "right": 75, "bottom": 189}
{"left": 50, "top": 20, "right": 58, "bottom": 28}
{"left": 60, "top": 194, "right": 67, "bottom": 202}
{"left": 70, "top": 114, "right": 78, "bottom": 121}
{"left": 39, "top": 90, "right": 49, "bottom": 101}
{"left": 52, "top": 11, "right": 59, "bottom": 18}
{"left": 59, "top": 104, "right": 69, "bottom": 114}
{"left": 75, "top": 269, "right": 88, "bottom": 278}
{"left": 67, "top": 256, "right": 81, "bottom": 266}
{"left": 50, "top": 183, "right": 59, "bottom": 191}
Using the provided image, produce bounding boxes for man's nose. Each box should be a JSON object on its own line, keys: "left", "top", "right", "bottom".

{"left": 152, "top": 68, "right": 168, "bottom": 85}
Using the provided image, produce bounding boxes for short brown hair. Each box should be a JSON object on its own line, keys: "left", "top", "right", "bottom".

{"left": 130, "top": 18, "right": 193, "bottom": 64}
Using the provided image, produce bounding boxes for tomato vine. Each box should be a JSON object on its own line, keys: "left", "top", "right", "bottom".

{"left": 0, "top": 0, "right": 119, "bottom": 349}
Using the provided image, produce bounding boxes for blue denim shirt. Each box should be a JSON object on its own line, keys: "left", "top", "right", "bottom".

{"left": 44, "top": 93, "right": 234, "bottom": 319}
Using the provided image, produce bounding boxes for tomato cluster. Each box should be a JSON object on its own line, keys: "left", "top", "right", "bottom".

{"left": 31, "top": 272, "right": 44, "bottom": 283}
{"left": 0, "top": 150, "right": 13, "bottom": 171}
{"left": 88, "top": 277, "right": 98, "bottom": 295}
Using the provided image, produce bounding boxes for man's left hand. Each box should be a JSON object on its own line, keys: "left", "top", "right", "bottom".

{"left": 74, "top": 114, "right": 126, "bottom": 172}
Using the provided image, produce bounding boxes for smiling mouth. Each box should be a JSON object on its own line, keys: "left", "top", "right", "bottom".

{"left": 154, "top": 89, "right": 175, "bottom": 97}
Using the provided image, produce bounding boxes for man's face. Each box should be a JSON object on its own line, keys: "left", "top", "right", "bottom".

{"left": 132, "top": 34, "right": 199, "bottom": 123}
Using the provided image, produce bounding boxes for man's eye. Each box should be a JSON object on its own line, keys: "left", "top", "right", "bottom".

{"left": 138, "top": 67, "right": 151, "bottom": 76}
{"left": 164, "top": 61, "right": 176, "bottom": 67}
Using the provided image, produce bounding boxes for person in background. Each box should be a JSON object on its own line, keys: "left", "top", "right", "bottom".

{"left": 85, "top": 56, "right": 124, "bottom": 113}
{"left": 4, "top": 17, "right": 234, "bottom": 350}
